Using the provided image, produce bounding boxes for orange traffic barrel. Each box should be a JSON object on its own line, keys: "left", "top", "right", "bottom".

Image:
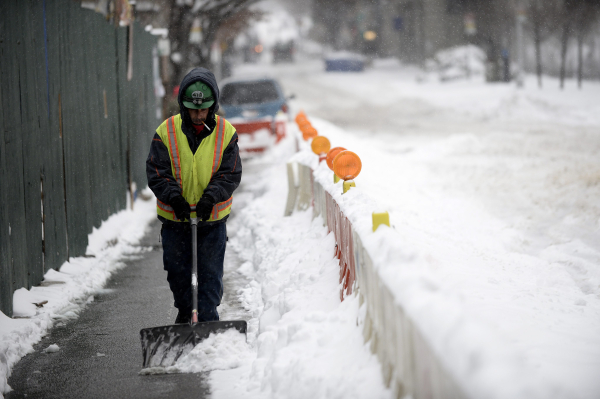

{"left": 311, "top": 136, "right": 331, "bottom": 155}
{"left": 333, "top": 151, "right": 362, "bottom": 180}
{"left": 326, "top": 147, "right": 346, "bottom": 170}
{"left": 302, "top": 126, "right": 318, "bottom": 140}
{"left": 295, "top": 111, "right": 307, "bottom": 124}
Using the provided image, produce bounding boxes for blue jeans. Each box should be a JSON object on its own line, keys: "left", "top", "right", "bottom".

{"left": 161, "top": 221, "right": 226, "bottom": 322}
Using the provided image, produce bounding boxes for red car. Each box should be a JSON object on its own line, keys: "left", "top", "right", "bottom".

{"left": 218, "top": 77, "right": 293, "bottom": 153}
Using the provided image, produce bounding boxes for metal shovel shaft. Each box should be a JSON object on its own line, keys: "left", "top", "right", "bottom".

{"left": 191, "top": 217, "right": 198, "bottom": 324}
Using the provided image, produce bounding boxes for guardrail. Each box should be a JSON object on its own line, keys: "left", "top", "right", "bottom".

{"left": 286, "top": 116, "right": 467, "bottom": 399}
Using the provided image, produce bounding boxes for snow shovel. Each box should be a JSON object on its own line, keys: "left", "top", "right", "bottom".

{"left": 140, "top": 217, "right": 247, "bottom": 368}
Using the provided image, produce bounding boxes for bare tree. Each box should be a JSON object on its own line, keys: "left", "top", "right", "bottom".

{"left": 574, "top": 2, "right": 600, "bottom": 87}
{"left": 167, "top": 0, "right": 261, "bottom": 88}
{"left": 528, "top": 0, "right": 563, "bottom": 88}
{"left": 558, "top": 0, "right": 600, "bottom": 89}
{"left": 310, "top": 0, "right": 358, "bottom": 52}
{"left": 559, "top": 0, "right": 574, "bottom": 89}
{"left": 531, "top": 1, "right": 544, "bottom": 87}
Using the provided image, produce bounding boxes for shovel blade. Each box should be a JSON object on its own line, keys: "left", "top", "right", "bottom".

{"left": 140, "top": 320, "right": 247, "bottom": 368}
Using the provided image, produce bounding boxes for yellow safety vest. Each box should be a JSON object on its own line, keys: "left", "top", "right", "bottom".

{"left": 155, "top": 114, "right": 235, "bottom": 222}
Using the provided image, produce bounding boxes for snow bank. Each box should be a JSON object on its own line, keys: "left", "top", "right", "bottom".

{"left": 0, "top": 191, "right": 156, "bottom": 397}
{"left": 292, "top": 115, "right": 600, "bottom": 399}
{"left": 233, "top": 57, "right": 600, "bottom": 399}
{"left": 426, "top": 44, "right": 487, "bottom": 82}
{"left": 140, "top": 329, "right": 254, "bottom": 376}
{"left": 207, "top": 134, "right": 392, "bottom": 398}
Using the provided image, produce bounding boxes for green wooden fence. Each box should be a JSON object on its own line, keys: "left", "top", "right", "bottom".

{"left": 0, "top": 0, "right": 158, "bottom": 316}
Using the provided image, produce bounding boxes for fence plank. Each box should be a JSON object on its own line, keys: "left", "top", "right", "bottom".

{"left": 0, "top": 0, "right": 13, "bottom": 316}
{"left": 42, "top": 0, "right": 69, "bottom": 273}
{"left": 60, "top": 1, "right": 93, "bottom": 257}
{"left": 3, "top": 0, "right": 29, "bottom": 296}
{"left": 20, "top": 0, "right": 46, "bottom": 287}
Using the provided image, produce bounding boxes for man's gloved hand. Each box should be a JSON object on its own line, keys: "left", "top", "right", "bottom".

{"left": 170, "top": 195, "right": 191, "bottom": 221}
{"left": 196, "top": 196, "right": 214, "bottom": 222}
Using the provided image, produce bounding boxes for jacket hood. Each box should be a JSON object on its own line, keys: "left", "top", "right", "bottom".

{"left": 178, "top": 67, "right": 220, "bottom": 130}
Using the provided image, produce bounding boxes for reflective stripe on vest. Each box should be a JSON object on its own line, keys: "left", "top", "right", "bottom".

{"left": 157, "top": 199, "right": 199, "bottom": 221}
{"left": 211, "top": 197, "right": 232, "bottom": 220}
{"left": 211, "top": 119, "right": 225, "bottom": 175}
{"left": 166, "top": 117, "right": 183, "bottom": 188}
{"left": 208, "top": 119, "right": 228, "bottom": 219}
{"left": 159, "top": 197, "right": 231, "bottom": 221}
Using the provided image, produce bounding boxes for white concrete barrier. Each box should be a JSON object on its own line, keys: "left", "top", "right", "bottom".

{"left": 286, "top": 159, "right": 468, "bottom": 399}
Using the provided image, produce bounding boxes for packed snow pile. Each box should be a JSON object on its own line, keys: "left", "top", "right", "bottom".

{"left": 0, "top": 191, "right": 156, "bottom": 397}
{"left": 425, "top": 44, "right": 487, "bottom": 81}
{"left": 42, "top": 344, "right": 60, "bottom": 354}
{"left": 140, "top": 329, "right": 254, "bottom": 376}
{"left": 175, "top": 329, "right": 251, "bottom": 373}
{"left": 208, "top": 136, "right": 392, "bottom": 399}
{"left": 298, "top": 114, "right": 600, "bottom": 399}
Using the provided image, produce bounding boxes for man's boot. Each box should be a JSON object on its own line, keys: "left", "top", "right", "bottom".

{"left": 175, "top": 308, "right": 191, "bottom": 324}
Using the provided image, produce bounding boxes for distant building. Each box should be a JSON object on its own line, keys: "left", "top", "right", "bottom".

{"left": 312, "top": 0, "right": 514, "bottom": 64}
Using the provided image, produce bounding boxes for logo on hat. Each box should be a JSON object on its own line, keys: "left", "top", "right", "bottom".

{"left": 192, "top": 91, "right": 204, "bottom": 105}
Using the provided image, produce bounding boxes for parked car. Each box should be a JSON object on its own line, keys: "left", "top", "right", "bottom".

{"left": 272, "top": 41, "right": 295, "bottom": 64}
{"left": 324, "top": 51, "right": 366, "bottom": 72}
{"left": 219, "top": 77, "right": 292, "bottom": 153}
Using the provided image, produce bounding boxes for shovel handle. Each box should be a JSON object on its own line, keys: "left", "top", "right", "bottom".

{"left": 191, "top": 217, "right": 198, "bottom": 324}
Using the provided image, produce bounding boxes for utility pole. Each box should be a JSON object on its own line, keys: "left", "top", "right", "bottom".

{"left": 515, "top": 1, "right": 527, "bottom": 87}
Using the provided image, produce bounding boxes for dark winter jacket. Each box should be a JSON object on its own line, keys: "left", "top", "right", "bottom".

{"left": 146, "top": 68, "right": 242, "bottom": 224}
